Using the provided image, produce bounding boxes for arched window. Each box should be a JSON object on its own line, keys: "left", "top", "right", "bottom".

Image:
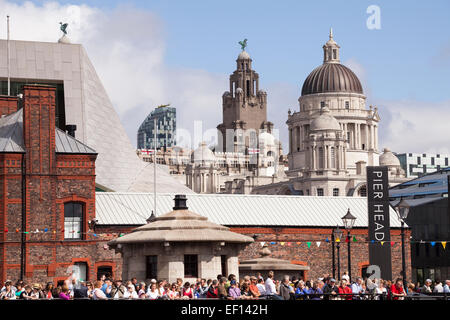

{"left": 359, "top": 185, "right": 367, "bottom": 197}
{"left": 64, "top": 202, "right": 84, "bottom": 240}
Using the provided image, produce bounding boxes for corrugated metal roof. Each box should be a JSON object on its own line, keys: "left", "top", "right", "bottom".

{"left": 0, "top": 108, "right": 96, "bottom": 154}
{"left": 95, "top": 193, "right": 403, "bottom": 228}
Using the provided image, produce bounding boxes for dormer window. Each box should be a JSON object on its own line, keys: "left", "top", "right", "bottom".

{"left": 333, "top": 49, "right": 337, "bottom": 59}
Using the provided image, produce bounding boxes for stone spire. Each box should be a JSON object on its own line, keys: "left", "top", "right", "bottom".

{"left": 323, "top": 27, "right": 340, "bottom": 64}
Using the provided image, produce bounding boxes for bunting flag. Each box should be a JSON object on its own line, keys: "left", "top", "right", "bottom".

{"left": 390, "top": 241, "right": 395, "bottom": 247}
{"left": 280, "top": 242, "right": 285, "bottom": 246}
{"left": 371, "top": 240, "right": 375, "bottom": 244}
{"left": 345, "top": 237, "right": 349, "bottom": 243}
{"left": 287, "top": 242, "right": 292, "bottom": 246}
{"left": 431, "top": 241, "right": 436, "bottom": 247}
{"left": 325, "top": 238, "right": 330, "bottom": 243}
{"left": 296, "top": 242, "right": 301, "bottom": 245}
{"left": 352, "top": 236, "right": 357, "bottom": 242}
{"left": 260, "top": 242, "right": 265, "bottom": 247}
{"left": 380, "top": 241, "right": 385, "bottom": 246}
{"left": 442, "top": 242, "right": 447, "bottom": 249}
{"left": 316, "top": 241, "right": 321, "bottom": 248}
{"left": 4, "top": 229, "right": 8, "bottom": 233}
{"left": 307, "top": 242, "right": 311, "bottom": 248}
{"left": 270, "top": 242, "right": 276, "bottom": 245}
{"left": 336, "top": 238, "right": 340, "bottom": 243}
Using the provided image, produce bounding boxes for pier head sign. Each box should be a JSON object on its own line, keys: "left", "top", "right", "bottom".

{"left": 367, "top": 166, "right": 392, "bottom": 280}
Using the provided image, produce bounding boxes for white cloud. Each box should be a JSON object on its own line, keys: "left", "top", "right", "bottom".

{"left": 378, "top": 99, "right": 450, "bottom": 155}
{"left": 0, "top": 0, "right": 227, "bottom": 149}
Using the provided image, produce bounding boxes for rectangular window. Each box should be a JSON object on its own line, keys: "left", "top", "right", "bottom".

{"left": 74, "top": 262, "right": 88, "bottom": 282}
{"left": 333, "top": 49, "right": 337, "bottom": 59}
{"left": 320, "top": 101, "right": 325, "bottom": 108}
{"left": 146, "top": 255, "right": 158, "bottom": 279}
{"left": 345, "top": 101, "right": 349, "bottom": 109}
{"left": 184, "top": 255, "right": 198, "bottom": 278}
{"left": 445, "top": 158, "right": 448, "bottom": 166}
{"left": 221, "top": 255, "right": 227, "bottom": 276}
{"left": 417, "top": 157, "right": 421, "bottom": 165}
{"left": 64, "top": 202, "right": 83, "bottom": 240}
{"left": 333, "top": 188, "right": 339, "bottom": 197}
{"left": 431, "top": 157, "right": 435, "bottom": 165}
{"left": 317, "top": 188, "right": 324, "bottom": 196}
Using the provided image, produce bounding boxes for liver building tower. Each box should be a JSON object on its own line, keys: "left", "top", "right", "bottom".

{"left": 217, "top": 42, "right": 273, "bottom": 153}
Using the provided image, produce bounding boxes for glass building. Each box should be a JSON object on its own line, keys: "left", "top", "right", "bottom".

{"left": 137, "top": 105, "right": 176, "bottom": 150}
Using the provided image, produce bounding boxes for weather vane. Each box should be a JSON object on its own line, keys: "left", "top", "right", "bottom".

{"left": 238, "top": 38, "right": 247, "bottom": 51}
{"left": 59, "top": 22, "right": 68, "bottom": 35}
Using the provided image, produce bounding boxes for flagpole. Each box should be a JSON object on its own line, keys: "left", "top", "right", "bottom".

{"left": 154, "top": 117, "right": 157, "bottom": 216}
{"left": 7, "top": 15, "right": 10, "bottom": 96}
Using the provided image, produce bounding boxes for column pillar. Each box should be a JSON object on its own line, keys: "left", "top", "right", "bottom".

{"left": 312, "top": 146, "right": 316, "bottom": 170}
{"left": 365, "top": 124, "right": 369, "bottom": 151}
{"left": 374, "top": 126, "right": 378, "bottom": 151}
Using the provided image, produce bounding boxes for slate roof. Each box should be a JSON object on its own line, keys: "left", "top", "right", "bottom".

{"left": 0, "top": 108, "right": 96, "bottom": 154}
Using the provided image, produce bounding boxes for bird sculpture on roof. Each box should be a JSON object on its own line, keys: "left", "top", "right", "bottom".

{"left": 238, "top": 38, "right": 247, "bottom": 51}
{"left": 59, "top": 22, "right": 68, "bottom": 35}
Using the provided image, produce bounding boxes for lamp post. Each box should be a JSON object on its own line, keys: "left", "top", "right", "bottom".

{"left": 342, "top": 208, "right": 357, "bottom": 283}
{"left": 395, "top": 200, "right": 410, "bottom": 285}
{"left": 333, "top": 225, "right": 344, "bottom": 280}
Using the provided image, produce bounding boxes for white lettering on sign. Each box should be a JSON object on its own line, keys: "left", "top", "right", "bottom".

{"left": 375, "top": 232, "right": 385, "bottom": 241}
{"left": 374, "top": 204, "right": 384, "bottom": 212}
{"left": 374, "top": 214, "right": 384, "bottom": 221}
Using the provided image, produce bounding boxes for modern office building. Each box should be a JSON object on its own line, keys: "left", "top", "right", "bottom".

{"left": 397, "top": 152, "right": 450, "bottom": 178}
{"left": 137, "top": 104, "right": 176, "bottom": 150}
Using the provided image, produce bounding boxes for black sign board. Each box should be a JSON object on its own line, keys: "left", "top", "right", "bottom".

{"left": 367, "top": 166, "right": 392, "bottom": 280}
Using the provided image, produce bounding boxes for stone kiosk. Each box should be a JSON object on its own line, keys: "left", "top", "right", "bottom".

{"left": 239, "top": 244, "right": 309, "bottom": 280}
{"left": 108, "top": 195, "right": 253, "bottom": 283}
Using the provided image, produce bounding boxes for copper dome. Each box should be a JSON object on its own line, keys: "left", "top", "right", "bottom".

{"left": 301, "top": 63, "right": 363, "bottom": 96}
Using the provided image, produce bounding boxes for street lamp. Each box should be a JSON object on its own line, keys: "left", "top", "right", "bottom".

{"left": 333, "top": 225, "right": 344, "bottom": 280}
{"left": 395, "top": 199, "right": 410, "bottom": 285}
{"left": 342, "top": 208, "right": 357, "bottom": 283}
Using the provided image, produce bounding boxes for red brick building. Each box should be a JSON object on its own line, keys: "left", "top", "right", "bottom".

{"left": 0, "top": 85, "right": 119, "bottom": 284}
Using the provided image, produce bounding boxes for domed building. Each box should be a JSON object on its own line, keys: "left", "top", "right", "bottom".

{"left": 252, "top": 29, "right": 407, "bottom": 196}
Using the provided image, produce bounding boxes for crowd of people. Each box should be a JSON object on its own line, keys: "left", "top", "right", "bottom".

{"left": 1, "top": 271, "right": 449, "bottom": 300}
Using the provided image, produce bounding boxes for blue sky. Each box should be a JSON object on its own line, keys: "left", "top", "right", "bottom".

{"left": 4, "top": 0, "right": 450, "bottom": 153}
{"left": 21, "top": 0, "right": 450, "bottom": 101}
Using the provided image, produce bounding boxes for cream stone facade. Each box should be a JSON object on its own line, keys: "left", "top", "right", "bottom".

{"left": 252, "top": 30, "right": 408, "bottom": 196}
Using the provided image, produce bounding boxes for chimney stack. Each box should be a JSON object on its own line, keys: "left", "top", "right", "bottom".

{"left": 66, "top": 124, "right": 77, "bottom": 138}
{"left": 173, "top": 194, "right": 188, "bottom": 210}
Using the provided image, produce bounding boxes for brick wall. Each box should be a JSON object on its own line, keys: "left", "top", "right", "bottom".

{"left": 0, "top": 85, "right": 120, "bottom": 284}
{"left": 0, "top": 95, "right": 18, "bottom": 117}
{"left": 231, "top": 226, "right": 411, "bottom": 281}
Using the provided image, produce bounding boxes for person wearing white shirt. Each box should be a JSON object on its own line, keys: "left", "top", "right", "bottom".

{"left": 123, "top": 285, "right": 138, "bottom": 299}
{"left": 351, "top": 277, "right": 364, "bottom": 299}
{"left": 265, "top": 271, "right": 282, "bottom": 300}
{"left": 433, "top": 280, "right": 443, "bottom": 293}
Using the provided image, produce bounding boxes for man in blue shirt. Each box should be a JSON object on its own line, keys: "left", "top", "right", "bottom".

{"left": 307, "top": 281, "right": 323, "bottom": 300}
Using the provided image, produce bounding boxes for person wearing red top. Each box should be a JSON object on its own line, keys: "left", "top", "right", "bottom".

{"left": 389, "top": 278, "right": 407, "bottom": 300}
{"left": 337, "top": 279, "right": 352, "bottom": 300}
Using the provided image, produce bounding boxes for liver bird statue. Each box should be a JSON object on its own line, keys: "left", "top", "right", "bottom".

{"left": 238, "top": 38, "right": 247, "bottom": 51}
{"left": 59, "top": 22, "right": 68, "bottom": 35}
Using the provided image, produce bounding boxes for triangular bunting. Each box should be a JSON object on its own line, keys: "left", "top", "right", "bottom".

{"left": 260, "top": 242, "right": 265, "bottom": 247}
{"left": 336, "top": 238, "right": 340, "bottom": 243}
{"left": 316, "top": 241, "right": 321, "bottom": 247}
{"left": 345, "top": 237, "right": 349, "bottom": 243}
{"left": 307, "top": 242, "right": 311, "bottom": 248}
{"left": 352, "top": 236, "right": 357, "bottom": 242}
{"left": 380, "top": 241, "right": 384, "bottom": 246}
{"left": 431, "top": 241, "right": 436, "bottom": 247}
{"left": 325, "top": 238, "right": 329, "bottom": 243}
{"left": 390, "top": 241, "right": 395, "bottom": 247}
{"left": 270, "top": 242, "right": 276, "bottom": 245}
{"left": 280, "top": 242, "right": 285, "bottom": 246}
{"left": 287, "top": 242, "right": 292, "bottom": 246}
{"left": 442, "top": 242, "right": 447, "bottom": 249}
{"left": 296, "top": 242, "right": 301, "bottom": 245}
